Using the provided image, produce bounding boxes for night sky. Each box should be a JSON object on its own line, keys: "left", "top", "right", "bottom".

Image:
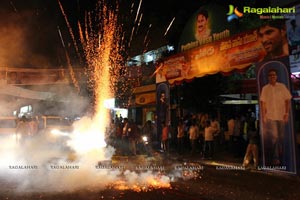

{"left": 0, "top": 0, "right": 210, "bottom": 68}
{"left": 0, "top": 0, "right": 272, "bottom": 68}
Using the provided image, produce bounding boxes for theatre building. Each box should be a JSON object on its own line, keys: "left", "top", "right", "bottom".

{"left": 128, "top": 2, "right": 300, "bottom": 174}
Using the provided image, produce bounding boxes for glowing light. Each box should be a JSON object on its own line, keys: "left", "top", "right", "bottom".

{"left": 12, "top": 133, "right": 21, "bottom": 141}
{"left": 142, "top": 136, "right": 148, "bottom": 142}
{"left": 50, "top": 129, "right": 69, "bottom": 136}
{"left": 0, "top": 0, "right": 174, "bottom": 193}
{"left": 110, "top": 173, "right": 171, "bottom": 192}
{"left": 65, "top": 0, "right": 125, "bottom": 154}
{"left": 67, "top": 130, "right": 106, "bottom": 154}
{"left": 164, "top": 17, "right": 175, "bottom": 36}
{"left": 103, "top": 98, "right": 115, "bottom": 109}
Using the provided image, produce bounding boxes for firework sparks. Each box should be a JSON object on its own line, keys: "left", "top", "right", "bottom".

{"left": 57, "top": 26, "right": 66, "bottom": 48}
{"left": 0, "top": 1, "right": 198, "bottom": 195}
{"left": 129, "top": 0, "right": 143, "bottom": 47}
{"left": 110, "top": 171, "right": 171, "bottom": 192}
{"left": 74, "top": 0, "right": 126, "bottom": 145}
{"left": 10, "top": 1, "right": 18, "bottom": 13}
{"left": 58, "top": 0, "right": 82, "bottom": 64}
{"left": 134, "top": 0, "right": 143, "bottom": 25}
{"left": 58, "top": 0, "right": 81, "bottom": 94}
{"left": 135, "top": 12, "right": 143, "bottom": 35}
{"left": 143, "top": 24, "right": 152, "bottom": 51}
{"left": 57, "top": 26, "right": 81, "bottom": 93}
{"left": 164, "top": 17, "right": 176, "bottom": 36}
{"left": 130, "top": 2, "right": 135, "bottom": 14}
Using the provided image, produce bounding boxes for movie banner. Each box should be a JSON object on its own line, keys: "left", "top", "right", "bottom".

{"left": 157, "top": 29, "right": 266, "bottom": 84}
{"left": 285, "top": 3, "right": 300, "bottom": 75}
{"left": 256, "top": 57, "right": 296, "bottom": 174}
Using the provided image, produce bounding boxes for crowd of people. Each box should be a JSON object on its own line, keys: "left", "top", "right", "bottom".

{"left": 11, "top": 110, "right": 261, "bottom": 169}
{"left": 173, "top": 111, "right": 258, "bottom": 162}
{"left": 16, "top": 116, "right": 39, "bottom": 136}
{"left": 105, "top": 115, "right": 156, "bottom": 156}
{"left": 106, "top": 111, "right": 260, "bottom": 169}
{"left": 14, "top": 115, "right": 39, "bottom": 144}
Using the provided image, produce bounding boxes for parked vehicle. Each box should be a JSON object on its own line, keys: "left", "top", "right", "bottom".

{"left": 39, "top": 115, "right": 73, "bottom": 145}
{"left": 40, "top": 116, "right": 72, "bottom": 133}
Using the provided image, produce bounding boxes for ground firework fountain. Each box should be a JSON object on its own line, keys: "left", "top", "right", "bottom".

{"left": 67, "top": 0, "right": 172, "bottom": 190}
{"left": 64, "top": 0, "right": 122, "bottom": 156}
{"left": 0, "top": 1, "right": 176, "bottom": 195}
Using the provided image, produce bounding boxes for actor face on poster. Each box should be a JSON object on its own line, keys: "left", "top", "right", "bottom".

{"left": 257, "top": 20, "right": 289, "bottom": 61}
{"left": 259, "top": 68, "right": 293, "bottom": 168}
{"left": 195, "top": 9, "right": 211, "bottom": 41}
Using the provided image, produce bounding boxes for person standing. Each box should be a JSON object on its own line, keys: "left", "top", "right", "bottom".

{"left": 189, "top": 121, "right": 199, "bottom": 155}
{"left": 142, "top": 120, "right": 154, "bottom": 143}
{"left": 142, "top": 120, "right": 155, "bottom": 155}
{"left": 161, "top": 122, "right": 169, "bottom": 152}
{"left": 203, "top": 120, "right": 216, "bottom": 159}
{"left": 16, "top": 116, "right": 31, "bottom": 144}
{"left": 211, "top": 116, "right": 221, "bottom": 152}
{"left": 177, "top": 120, "right": 185, "bottom": 155}
{"left": 121, "top": 118, "right": 129, "bottom": 156}
{"left": 28, "top": 116, "right": 39, "bottom": 135}
{"left": 225, "top": 115, "right": 235, "bottom": 151}
{"left": 242, "top": 120, "right": 260, "bottom": 169}
{"left": 158, "top": 91, "right": 168, "bottom": 124}
{"left": 127, "top": 120, "right": 138, "bottom": 156}
{"left": 233, "top": 115, "right": 242, "bottom": 157}
{"left": 260, "top": 69, "right": 292, "bottom": 166}
{"left": 157, "top": 89, "right": 169, "bottom": 150}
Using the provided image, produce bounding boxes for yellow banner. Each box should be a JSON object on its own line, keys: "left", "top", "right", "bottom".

{"left": 135, "top": 92, "right": 156, "bottom": 105}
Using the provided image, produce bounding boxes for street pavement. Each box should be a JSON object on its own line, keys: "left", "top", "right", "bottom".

{"left": 1, "top": 149, "right": 300, "bottom": 200}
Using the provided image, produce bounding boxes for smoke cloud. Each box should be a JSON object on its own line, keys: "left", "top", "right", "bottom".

{"left": 0, "top": 116, "right": 174, "bottom": 194}
{"left": 0, "top": 1, "right": 64, "bottom": 68}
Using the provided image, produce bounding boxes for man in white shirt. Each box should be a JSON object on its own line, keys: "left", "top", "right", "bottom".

{"left": 260, "top": 69, "right": 292, "bottom": 166}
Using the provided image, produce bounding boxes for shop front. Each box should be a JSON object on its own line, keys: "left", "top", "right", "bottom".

{"left": 155, "top": 3, "right": 299, "bottom": 174}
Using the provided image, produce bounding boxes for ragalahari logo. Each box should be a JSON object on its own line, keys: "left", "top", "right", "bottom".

{"left": 227, "top": 5, "right": 243, "bottom": 22}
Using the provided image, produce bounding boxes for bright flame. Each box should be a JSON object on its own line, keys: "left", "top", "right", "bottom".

{"left": 110, "top": 172, "right": 171, "bottom": 192}
{"left": 70, "top": 0, "right": 124, "bottom": 154}
{"left": 0, "top": 1, "right": 177, "bottom": 194}
{"left": 92, "top": 4, "right": 116, "bottom": 135}
{"left": 67, "top": 117, "right": 106, "bottom": 154}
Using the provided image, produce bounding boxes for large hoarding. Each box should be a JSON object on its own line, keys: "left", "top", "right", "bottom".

{"left": 178, "top": 4, "right": 235, "bottom": 52}
{"left": 286, "top": 3, "right": 300, "bottom": 76}
{"left": 256, "top": 57, "right": 296, "bottom": 174}
{"left": 157, "top": 29, "right": 266, "bottom": 84}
